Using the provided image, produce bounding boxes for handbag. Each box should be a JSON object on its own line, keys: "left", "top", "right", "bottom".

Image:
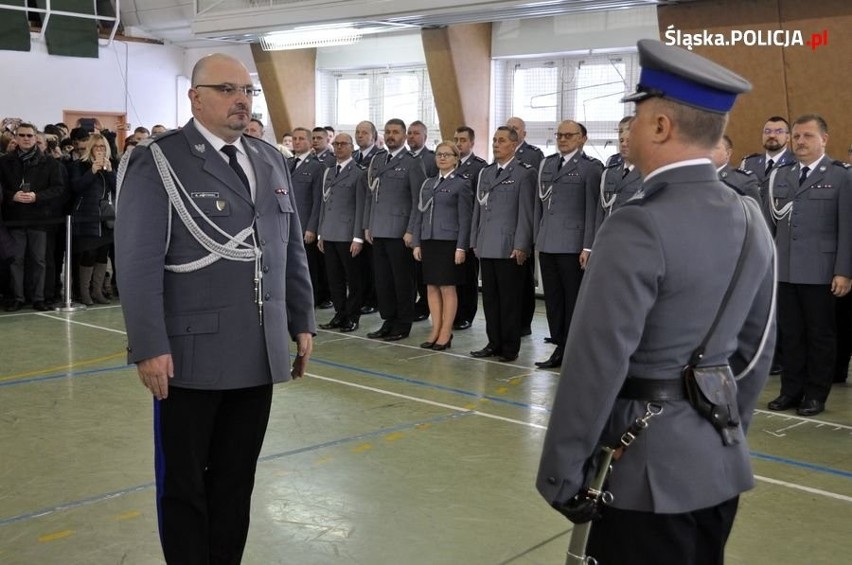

{"left": 682, "top": 198, "right": 752, "bottom": 447}
{"left": 98, "top": 174, "right": 115, "bottom": 230}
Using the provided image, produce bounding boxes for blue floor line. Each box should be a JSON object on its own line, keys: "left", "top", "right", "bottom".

{"left": 750, "top": 451, "right": 852, "bottom": 479}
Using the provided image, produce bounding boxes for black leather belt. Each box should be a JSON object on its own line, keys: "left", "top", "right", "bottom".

{"left": 618, "top": 376, "right": 686, "bottom": 401}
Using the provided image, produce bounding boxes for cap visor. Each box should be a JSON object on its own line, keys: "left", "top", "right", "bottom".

{"left": 621, "top": 91, "right": 651, "bottom": 104}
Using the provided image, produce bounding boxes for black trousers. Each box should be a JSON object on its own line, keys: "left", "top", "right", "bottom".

{"left": 360, "top": 241, "right": 377, "bottom": 308}
{"left": 372, "top": 237, "right": 415, "bottom": 333}
{"left": 539, "top": 252, "right": 583, "bottom": 349}
{"left": 305, "top": 240, "right": 330, "bottom": 304}
{"left": 587, "top": 497, "right": 739, "bottom": 565}
{"left": 521, "top": 249, "right": 536, "bottom": 330}
{"left": 480, "top": 257, "right": 524, "bottom": 356}
{"left": 455, "top": 249, "right": 479, "bottom": 324}
{"left": 778, "top": 282, "right": 836, "bottom": 402}
{"left": 323, "top": 240, "right": 364, "bottom": 323}
{"left": 835, "top": 293, "right": 852, "bottom": 382}
{"left": 155, "top": 384, "right": 273, "bottom": 565}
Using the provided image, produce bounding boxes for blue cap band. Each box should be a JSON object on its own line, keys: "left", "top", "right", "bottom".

{"left": 639, "top": 67, "right": 738, "bottom": 113}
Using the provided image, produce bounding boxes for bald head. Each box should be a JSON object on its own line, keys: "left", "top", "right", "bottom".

{"left": 188, "top": 54, "right": 253, "bottom": 143}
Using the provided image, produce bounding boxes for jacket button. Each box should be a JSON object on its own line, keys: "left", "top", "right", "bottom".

{"left": 264, "top": 293, "right": 271, "bottom": 300}
{"left": 547, "top": 476, "right": 557, "bottom": 485}
{"left": 260, "top": 239, "right": 266, "bottom": 246}
{"left": 263, "top": 265, "right": 269, "bottom": 273}
{"left": 126, "top": 345, "right": 132, "bottom": 352}
{"left": 186, "top": 326, "right": 192, "bottom": 333}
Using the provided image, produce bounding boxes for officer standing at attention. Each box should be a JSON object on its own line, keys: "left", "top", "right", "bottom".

{"left": 115, "top": 53, "right": 316, "bottom": 563}
{"left": 595, "top": 116, "right": 642, "bottom": 232}
{"left": 537, "top": 40, "right": 775, "bottom": 564}
{"left": 533, "top": 120, "right": 602, "bottom": 369}
{"left": 741, "top": 116, "right": 795, "bottom": 199}
{"left": 712, "top": 135, "right": 761, "bottom": 202}
{"left": 469, "top": 126, "right": 535, "bottom": 362}
{"left": 765, "top": 114, "right": 852, "bottom": 416}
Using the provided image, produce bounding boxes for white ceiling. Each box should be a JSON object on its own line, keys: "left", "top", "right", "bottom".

{"left": 119, "top": 0, "right": 692, "bottom": 48}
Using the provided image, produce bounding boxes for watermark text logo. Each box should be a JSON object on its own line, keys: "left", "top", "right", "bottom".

{"left": 664, "top": 25, "right": 829, "bottom": 51}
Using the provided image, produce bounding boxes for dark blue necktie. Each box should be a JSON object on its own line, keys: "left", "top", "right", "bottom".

{"left": 221, "top": 145, "right": 251, "bottom": 197}
{"left": 798, "top": 166, "right": 810, "bottom": 186}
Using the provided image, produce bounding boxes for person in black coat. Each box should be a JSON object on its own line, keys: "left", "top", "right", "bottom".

{"left": 69, "top": 133, "right": 115, "bottom": 305}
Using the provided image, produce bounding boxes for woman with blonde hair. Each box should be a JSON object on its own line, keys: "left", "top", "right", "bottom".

{"left": 411, "top": 141, "right": 473, "bottom": 350}
{"left": 69, "top": 133, "right": 115, "bottom": 305}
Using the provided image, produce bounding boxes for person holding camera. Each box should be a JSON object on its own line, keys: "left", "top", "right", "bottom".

{"left": 0, "top": 123, "right": 65, "bottom": 311}
{"left": 69, "top": 133, "right": 115, "bottom": 305}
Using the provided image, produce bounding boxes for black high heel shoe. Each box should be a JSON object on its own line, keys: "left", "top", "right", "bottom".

{"left": 432, "top": 335, "right": 453, "bottom": 351}
{"left": 420, "top": 339, "right": 437, "bottom": 349}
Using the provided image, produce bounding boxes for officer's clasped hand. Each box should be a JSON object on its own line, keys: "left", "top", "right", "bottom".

{"left": 553, "top": 491, "right": 603, "bottom": 524}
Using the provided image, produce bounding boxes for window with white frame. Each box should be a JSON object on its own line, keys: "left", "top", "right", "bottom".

{"left": 494, "top": 52, "right": 639, "bottom": 163}
{"left": 318, "top": 66, "right": 440, "bottom": 147}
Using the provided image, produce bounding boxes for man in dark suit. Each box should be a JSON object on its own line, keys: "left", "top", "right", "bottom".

{"left": 533, "top": 120, "right": 602, "bottom": 369}
{"left": 469, "top": 126, "right": 535, "bottom": 362}
{"left": 362, "top": 118, "right": 426, "bottom": 341}
{"left": 538, "top": 40, "right": 774, "bottom": 564}
{"left": 453, "top": 126, "right": 486, "bottom": 331}
{"left": 765, "top": 114, "right": 852, "bottom": 416}
{"left": 115, "top": 53, "right": 316, "bottom": 563}
{"left": 288, "top": 127, "right": 331, "bottom": 309}
{"left": 318, "top": 133, "right": 366, "bottom": 333}
{"left": 712, "top": 135, "right": 761, "bottom": 202}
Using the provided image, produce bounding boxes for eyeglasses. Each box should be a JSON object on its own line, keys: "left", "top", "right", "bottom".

{"left": 195, "top": 83, "right": 262, "bottom": 97}
{"left": 435, "top": 152, "right": 458, "bottom": 159}
{"left": 331, "top": 141, "right": 351, "bottom": 146}
{"left": 763, "top": 128, "right": 788, "bottom": 135}
{"left": 16, "top": 133, "right": 34, "bottom": 138}
{"left": 555, "top": 132, "right": 582, "bottom": 139}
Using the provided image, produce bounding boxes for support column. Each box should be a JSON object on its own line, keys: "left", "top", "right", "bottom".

{"left": 422, "top": 23, "right": 492, "bottom": 144}
{"left": 251, "top": 44, "right": 317, "bottom": 141}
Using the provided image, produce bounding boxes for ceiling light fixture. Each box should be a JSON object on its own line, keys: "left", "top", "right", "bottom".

{"left": 260, "top": 25, "right": 363, "bottom": 51}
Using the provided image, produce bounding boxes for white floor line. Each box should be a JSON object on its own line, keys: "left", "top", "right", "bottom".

{"left": 754, "top": 475, "right": 852, "bottom": 503}
{"left": 37, "top": 312, "right": 128, "bottom": 335}
{"left": 753, "top": 409, "right": 852, "bottom": 431}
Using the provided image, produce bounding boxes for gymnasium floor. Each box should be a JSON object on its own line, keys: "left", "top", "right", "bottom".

{"left": 1, "top": 302, "right": 850, "bottom": 564}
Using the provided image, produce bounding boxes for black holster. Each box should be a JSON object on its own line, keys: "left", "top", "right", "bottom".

{"left": 683, "top": 364, "right": 741, "bottom": 446}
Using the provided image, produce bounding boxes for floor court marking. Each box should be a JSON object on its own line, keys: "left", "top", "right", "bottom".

{"left": 0, "top": 351, "right": 127, "bottom": 383}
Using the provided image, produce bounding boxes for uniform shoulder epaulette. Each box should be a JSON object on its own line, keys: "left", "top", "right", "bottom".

{"left": 136, "top": 130, "right": 177, "bottom": 148}
{"left": 605, "top": 154, "right": 622, "bottom": 168}
{"left": 356, "top": 163, "right": 368, "bottom": 171}
{"left": 472, "top": 155, "right": 486, "bottom": 163}
{"left": 832, "top": 160, "right": 851, "bottom": 169}
{"left": 776, "top": 160, "right": 796, "bottom": 168}
{"left": 530, "top": 144, "right": 544, "bottom": 154}
{"left": 734, "top": 167, "right": 753, "bottom": 176}
{"left": 545, "top": 153, "right": 561, "bottom": 162}
{"left": 740, "top": 153, "right": 761, "bottom": 161}
{"left": 519, "top": 162, "right": 533, "bottom": 169}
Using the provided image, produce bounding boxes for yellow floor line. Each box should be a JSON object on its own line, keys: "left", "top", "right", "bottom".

{"left": 0, "top": 351, "right": 127, "bottom": 383}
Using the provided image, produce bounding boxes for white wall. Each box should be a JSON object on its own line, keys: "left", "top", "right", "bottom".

{"left": 0, "top": 37, "right": 185, "bottom": 131}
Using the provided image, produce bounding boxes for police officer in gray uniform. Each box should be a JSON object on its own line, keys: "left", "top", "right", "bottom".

{"left": 470, "top": 126, "right": 535, "bottom": 362}
{"left": 712, "top": 135, "right": 761, "bottom": 202}
{"left": 538, "top": 40, "right": 775, "bottom": 564}
{"left": 318, "top": 133, "right": 367, "bottom": 333}
{"left": 765, "top": 114, "right": 852, "bottom": 417}
{"left": 363, "top": 118, "right": 427, "bottom": 341}
{"left": 115, "top": 54, "right": 315, "bottom": 563}
{"left": 288, "top": 127, "right": 330, "bottom": 308}
{"left": 741, "top": 115, "right": 795, "bottom": 198}
{"left": 534, "top": 120, "right": 602, "bottom": 369}
{"left": 596, "top": 116, "right": 643, "bottom": 232}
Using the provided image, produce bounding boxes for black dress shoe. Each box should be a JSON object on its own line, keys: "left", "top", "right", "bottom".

{"left": 770, "top": 364, "right": 783, "bottom": 375}
{"left": 383, "top": 332, "right": 409, "bottom": 342}
{"left": 367, "top": 326, "right": 391, "bottom": 339}
{"left": 414, "top": 312, "right": 429, "bottom": 322}
{"left": 319, "top": 315, "right": 343, "bottom": 330}
{"left": 420, "top": 340, "right": 437, "bottom": 349}
{"left": 796, "top": 398, "right": 825, "bottom": 417}
{"left": 5, "top": 300, "right": 23, "bottom": 312}
{"left": 317, "top": 299, "right": 334, "bottom": 309}
{"left": 767, "top": 394, "right": 801, "bottom": 411}
{"left": 470, "top": 346, "right": 496, "bottom": 358}
{"left": 544, "top": 337, "right": 555, "bottom": 344}
{"left": 33, "top": 301, "right": 50, "bottom": 311}
{"left": 520, "top": 327, "right": 532, "bottom": 337}
{"left": 339, "top": 320, "right": 359, "bottom": 332}
{"left": 535, "top": 356, "right": 563, "bottom": 369}
{"left": 360, "top": 305, "right": 377, "bottom": 315}
{"left": 498, "top": 353, "right": 519, "bottom": 363}
{"left": 432, "top": 335, "right": 453, "bottom": 351}
{"left": 452, "top": 320, "right": 472, "bottom": 331}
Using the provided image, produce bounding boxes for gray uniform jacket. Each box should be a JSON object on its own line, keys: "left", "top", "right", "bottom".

{"left": 515, "top": 141, "right": 544, "bottom": 168}
{"left": 362, "top": 150, "right": 427, "bottom": 237}
{"left": 318, "top": 161, "right": 366, "bottom": 243}
{"left": 534, "top": 152, "right": 603, "bottom": 253}
{"left": 595, "top": 161, "right": 642, "bottom": 233}
{"left": 412, "top": 148, "right": 439, "bottom": 178}
{"left": 410, "top": 173, "right": 473, "bottom": 249}
{"left": 315, "top": 148, "right": 336, "bottom": 169}
{"left": 741, "top": 148, "right": 795, "bottom": 186}
{"left": 719, "top": 164, "right": 761, "bottom": 202}
{"left": 354, "top": 146, "right": 383, "bottom": 166}
{"left": 470, "top": 159, "right": 535, "bottom": 258}
{"left": 287, "top": 154, "right": 323, "bottom": 234}
{"left": 766, "top": 156, "right": 852, "bottom": 284}
{"left": 116, "top": 119, "right": 316, "bottom": 390}
{"left": 537, "top": 163, "right": 776, "bottom": 514}
{"left": 457, "top": 155, "right": 487, "bottom": 193}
